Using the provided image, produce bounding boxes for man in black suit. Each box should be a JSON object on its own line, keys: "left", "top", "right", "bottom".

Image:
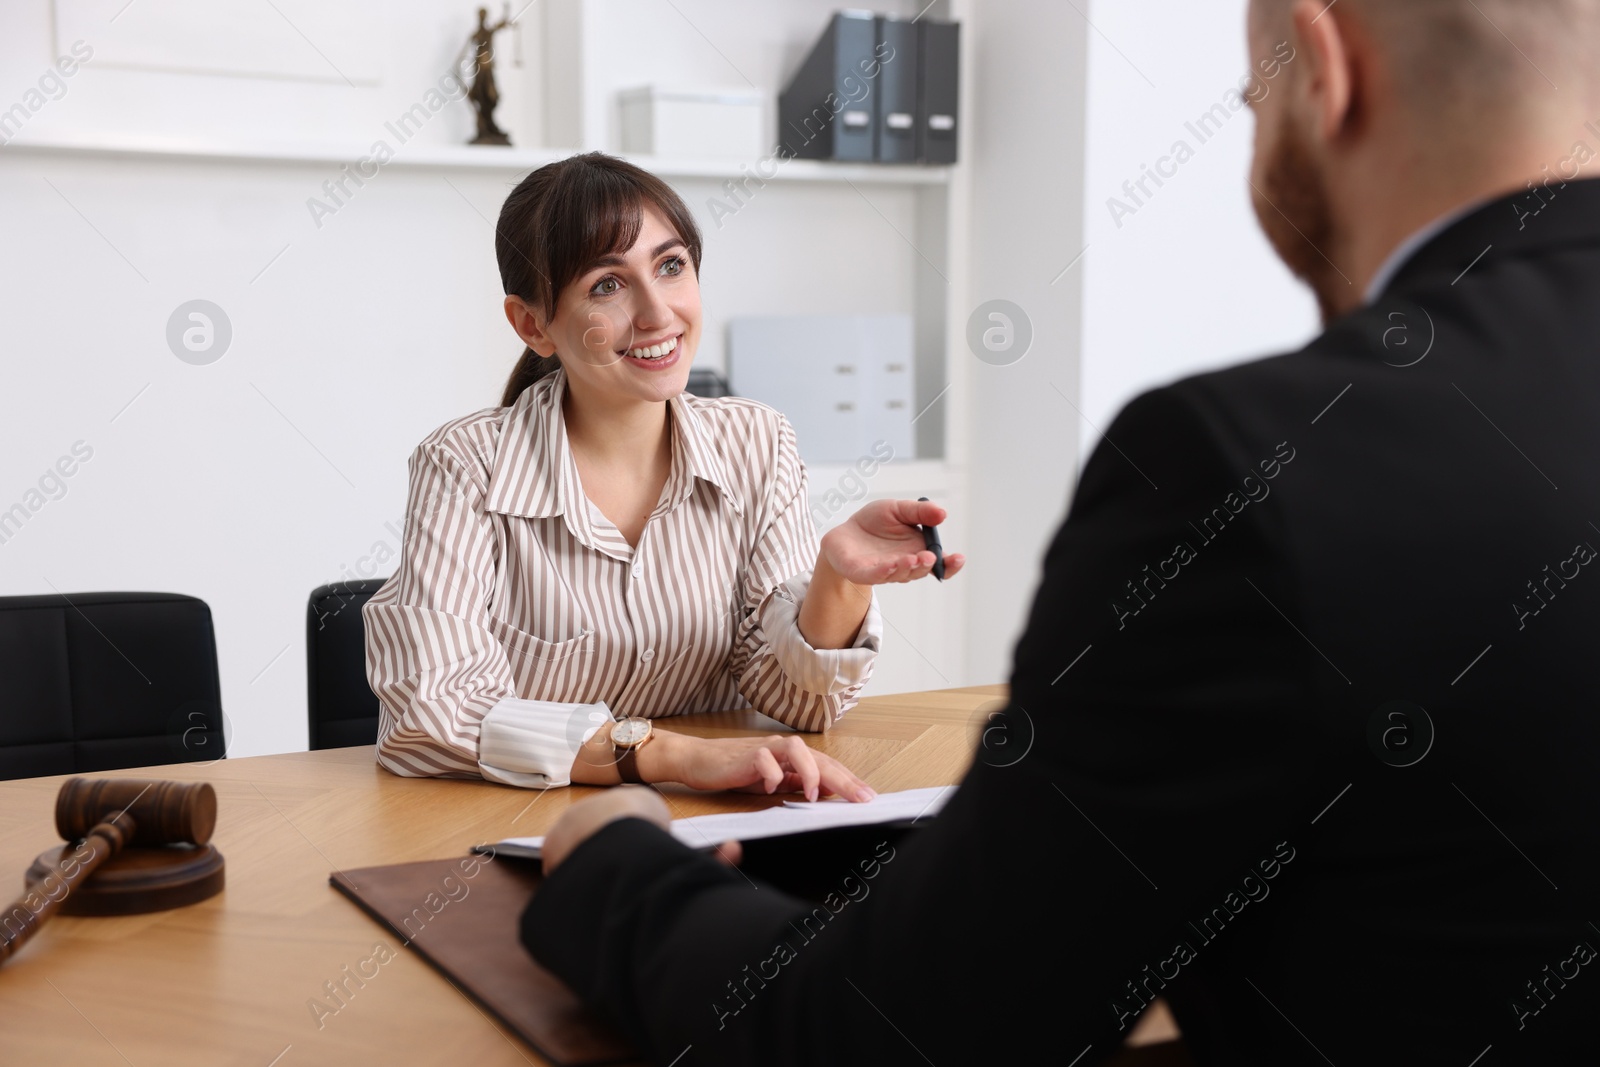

{"left": 521, "top": 1, "right": 1600, "bottom": 1062}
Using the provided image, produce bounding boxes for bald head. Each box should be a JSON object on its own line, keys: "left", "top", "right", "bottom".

{"left": 1243, "top": 0, "right": 1600, "bottom": 322}
{"left": 1252, "top": 0, "right": 1600, "bottom": 133}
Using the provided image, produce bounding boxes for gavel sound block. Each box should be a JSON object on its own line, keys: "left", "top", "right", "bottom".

{"left": 1, "top": 778, "right": 224, "bottom": 964}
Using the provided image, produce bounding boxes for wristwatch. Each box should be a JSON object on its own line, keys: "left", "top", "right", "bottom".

{"left": 609, "top": 717, "right": 654, "bottom": 783}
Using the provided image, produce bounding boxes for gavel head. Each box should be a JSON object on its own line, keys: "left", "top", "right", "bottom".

{"left": 55, "top": 778, "right": 216, "bottom": 848}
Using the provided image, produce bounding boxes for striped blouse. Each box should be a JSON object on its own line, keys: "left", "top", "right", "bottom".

{"left": 362, "top": 368, "right": 882, "bottom": 787}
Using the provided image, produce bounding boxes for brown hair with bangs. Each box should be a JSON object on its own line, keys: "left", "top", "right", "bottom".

{"left": 496, "top": 151, "right": 704, "bottom": 406}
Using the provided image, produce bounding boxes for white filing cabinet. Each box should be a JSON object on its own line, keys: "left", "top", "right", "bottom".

{"left": 727, "top": 314, "right": 917, "bottom": 466}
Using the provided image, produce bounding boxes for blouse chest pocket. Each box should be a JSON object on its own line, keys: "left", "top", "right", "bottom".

{"left": 485, "top": 614, "right": 596, "bottom": 700}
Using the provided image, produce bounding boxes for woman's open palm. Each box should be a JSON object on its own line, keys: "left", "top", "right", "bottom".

{"left": 820, "top": 498, "right": 966, "bottom": 586}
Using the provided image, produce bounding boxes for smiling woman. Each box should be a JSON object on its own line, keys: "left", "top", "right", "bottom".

{"left": 494, "top": 153, "right": 706, "bottom": 405}
{"left": 362, "top": 151, "right": 963, "bottom": 801}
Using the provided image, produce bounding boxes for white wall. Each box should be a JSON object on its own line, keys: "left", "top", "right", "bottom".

{"left": 2, "top": 3, "right": 533, "bottom": 763}
{"left": 1079, "top": 0, "right": 1318, "bottom": 455}
{"left": 0, "top": 162, "right": 512, "bottom": 762}
{"left": 958, "top": 2, "right": 1090, "bottom": 686}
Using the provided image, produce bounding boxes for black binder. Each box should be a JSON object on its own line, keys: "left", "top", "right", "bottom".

{"left": 778, "top": 11, "right": 880, "bottom": 162}
{"left": 918, "top": 19, "right": 960, "bottom": 164}
{"left": 874, "top": 15, "right": 920, "bottom": 163}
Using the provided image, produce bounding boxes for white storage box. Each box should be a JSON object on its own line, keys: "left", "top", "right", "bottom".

{"left": 728, "top": 314, "right": 916, "bottom": 466}
{"left": 619, "top": 86, "right": 766, "bottom": 158}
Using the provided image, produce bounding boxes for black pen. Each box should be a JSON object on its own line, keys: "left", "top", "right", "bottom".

{"left": 916, "top": 497, "right": 946, "bottom": 581}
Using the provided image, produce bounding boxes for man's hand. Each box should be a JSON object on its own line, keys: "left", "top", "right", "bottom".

{"left": 541, "top": 786, "right": 748, "bottom": 874}
{"left": 542, "top": 786, "right": 669, "bottom": 874}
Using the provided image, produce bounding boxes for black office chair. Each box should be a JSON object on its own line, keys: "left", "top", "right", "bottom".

{"left": 0, "top": 592, "right": 226, "bottom": 781}
{"left": 686, "top": 368, "right": 733, "bottom": 398}
{"left": 306, "top": 579, "right": 387, "bottom": 749}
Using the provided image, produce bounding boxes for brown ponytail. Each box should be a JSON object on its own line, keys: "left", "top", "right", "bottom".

{"left": 500, "top": 347, "right": 562, "bottom": 407}
{"left": 494, "top": 151, "right": 704, "bottom": 407}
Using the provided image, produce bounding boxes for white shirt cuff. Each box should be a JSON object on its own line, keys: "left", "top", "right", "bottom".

{"left": 477, "top": 697, "right": 615, "bottom": 788}
{"left": 760, "top": 572, "right": 882, "bottom": 697}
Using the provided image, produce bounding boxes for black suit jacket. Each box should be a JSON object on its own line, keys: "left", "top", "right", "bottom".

{"left": 522, "top": 180, "right": 1600, "bottom": 1065}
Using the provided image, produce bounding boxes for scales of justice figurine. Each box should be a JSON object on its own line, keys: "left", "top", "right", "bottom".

{"left": 467, "top": 4, "right": 514, "bottom": 145}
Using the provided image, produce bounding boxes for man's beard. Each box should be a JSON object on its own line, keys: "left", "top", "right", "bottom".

{"left": 1254, "top": 115, "right": 1346, "bottom": 323}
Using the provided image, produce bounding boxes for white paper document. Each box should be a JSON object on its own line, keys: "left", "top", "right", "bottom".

{"left": 490, "top": 785, "right": 954, "bottom": 860}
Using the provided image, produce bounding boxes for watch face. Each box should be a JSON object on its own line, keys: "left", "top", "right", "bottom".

{"left": 611, "top": 718, "right": 650, "bottom": 746}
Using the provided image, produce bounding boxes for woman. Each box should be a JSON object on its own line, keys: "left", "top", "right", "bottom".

{"left": 364, "top": 152, "right": 963, "bottom": 801}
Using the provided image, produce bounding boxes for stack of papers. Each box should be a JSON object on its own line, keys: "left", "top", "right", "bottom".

{"left": 488, "top": 785, "right": 954, "bottom": 861}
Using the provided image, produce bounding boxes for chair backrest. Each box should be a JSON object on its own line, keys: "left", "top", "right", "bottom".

{"left": 306, "top": 580, "right": 387, "bottom": 750}
{"left": 686, "top": 368, "right": 733, "bottom": 398}
{"left": 0, "top": 592, "right": 225, "bottom": 781}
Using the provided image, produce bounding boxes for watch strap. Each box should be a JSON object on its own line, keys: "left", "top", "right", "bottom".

{"left": 617, "top": 743, "right": 644, "bottom": 784}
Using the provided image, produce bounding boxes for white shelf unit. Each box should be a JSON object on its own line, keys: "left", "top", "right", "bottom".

{"left": 1, "top": 130, "right": 952, "bottom": 185}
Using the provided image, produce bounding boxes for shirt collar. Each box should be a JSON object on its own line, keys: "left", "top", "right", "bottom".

{"left": 483, "top": 369, "right": 570, "bottom": 521}
{"left": 482, "top": 367, "right": 742, "bottom": 524}
{"left": 664, "top": 390, "right": 741, "bottom": 515}
{"left": 1363, "top": 195, "right": 1496, "bottom": 305}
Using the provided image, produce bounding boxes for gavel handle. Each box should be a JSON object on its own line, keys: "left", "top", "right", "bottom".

{"left": 0, "top": 813, "right": 135, "bottom": 965}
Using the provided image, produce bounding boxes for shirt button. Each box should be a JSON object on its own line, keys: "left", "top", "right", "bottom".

{"left": 632, "top": 562, "right": 643, "bottom": 578}
{"left": 640, "top": 648, "right": 655, "bottom": 663}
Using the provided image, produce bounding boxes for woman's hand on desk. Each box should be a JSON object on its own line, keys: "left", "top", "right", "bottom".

{"left": 670, "top": 734, "right": 876, "bottom": 803}
{"left": 548, "top": 735, "right": 872, "bottom": 873}
{"left": 572, "top": 730, "right": 875, "bottom": 803}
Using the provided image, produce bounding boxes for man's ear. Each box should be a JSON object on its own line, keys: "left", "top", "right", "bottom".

{"left": 1291, "top": 0, "right": 1356, "bottom": 143}
{"left": 504, "top": 295, "right": 556, "bottom": 356}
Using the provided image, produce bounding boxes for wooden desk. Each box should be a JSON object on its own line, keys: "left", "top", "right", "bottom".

{"left": 0, "top": 686, "right": 1005, "bottom": 1066}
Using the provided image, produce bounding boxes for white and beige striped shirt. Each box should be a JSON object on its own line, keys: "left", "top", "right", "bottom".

{"left": 363, "top": 368, "right": 881, "bottom": 787}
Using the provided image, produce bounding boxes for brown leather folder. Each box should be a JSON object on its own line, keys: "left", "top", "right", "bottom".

{"left": 330, "top": 856, "right": 638, "bottom": 1066}
{"left": 330, "top": 847, "right": 1194, "bottom": 1067}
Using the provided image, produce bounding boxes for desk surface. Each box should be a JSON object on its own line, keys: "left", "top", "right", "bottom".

{"left": 0, "top": 686, "right": 1005, "bottom": 1066}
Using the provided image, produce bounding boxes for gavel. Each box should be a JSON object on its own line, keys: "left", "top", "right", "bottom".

{"left": 0, "top": 778, "right": 222, "bottom": 966}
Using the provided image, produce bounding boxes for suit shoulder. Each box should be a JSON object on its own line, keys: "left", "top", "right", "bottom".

{"left": 1150, "top": 312, "right": 1401, "bottom": 454}
{"left": 1168, "top": 304, "right": 1404, "bottom": 409}
{"left": 1086, "top": 345, "right": 1334, "bottom": 503}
